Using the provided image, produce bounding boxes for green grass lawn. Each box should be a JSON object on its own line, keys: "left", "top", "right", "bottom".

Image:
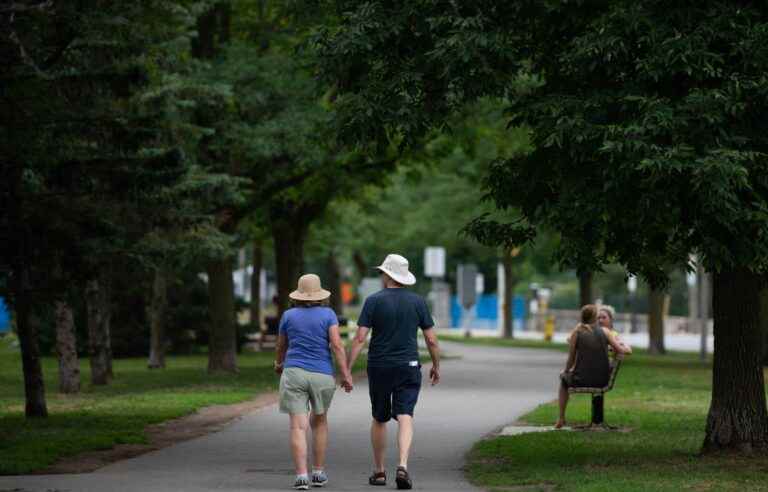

{"left": 463, "top": 347, "right": 768, "bottom": 491}
{"left": 0, "top": 336, "right": 287, "bottom": 475}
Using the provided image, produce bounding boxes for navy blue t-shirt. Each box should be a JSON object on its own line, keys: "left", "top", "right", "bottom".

{"left": 357, "top": 288, "right": 434, "bottom": 368}
{"left": 279, "top": 306, "right": 338, "bottom": 375}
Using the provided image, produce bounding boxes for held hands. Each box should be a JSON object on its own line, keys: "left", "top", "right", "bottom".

{"left": 429, "top": 365, "right": 440, "bottom": 386}
{"left": 339, "top": 372, "right": 354, "bottom": 393}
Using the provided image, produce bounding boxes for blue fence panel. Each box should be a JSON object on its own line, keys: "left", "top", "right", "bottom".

{"left": 513, "top": 296, "right": 527, "bottom": 321}
{"left": 450, "top": 294, "right": 526, "bottom": 330}
{"left": 0, "top": 297, "right": 10, "bottom": 333}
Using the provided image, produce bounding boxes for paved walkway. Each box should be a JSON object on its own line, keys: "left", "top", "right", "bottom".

{"left": 447, "top": 329, "right": 715, "bottom": 354}
{"left": 0, "top": 342, "right": 562, "bottom": 491}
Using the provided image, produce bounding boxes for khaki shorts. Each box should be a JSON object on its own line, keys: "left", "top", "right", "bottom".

{"left": 279, "top": 367, "right": 336, "bottom": 415}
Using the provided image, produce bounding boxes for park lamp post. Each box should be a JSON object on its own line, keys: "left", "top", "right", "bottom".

{"left": 627, "top": 275, "right": 638, "bottom": 333}
{"left": 685, "top": 267, "right": 697, "bottom": 331}
{"left": 686, "top": 254, "right": 709, "bottom": 362}
{"left": 424, "top": 246, "right": 450, "bottom": 330}
{"left": 457, "top": 264, "right": 478, "bottom": 337}
{"left": 527, "top": 282, "right": 539, "bottom": 332}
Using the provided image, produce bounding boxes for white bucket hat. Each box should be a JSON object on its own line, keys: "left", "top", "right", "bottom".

{"left": 375, "top": 254, "right": 416, "bottom": 286}
{"left": 289, "top": 274, "right": 331, "bottom": 301}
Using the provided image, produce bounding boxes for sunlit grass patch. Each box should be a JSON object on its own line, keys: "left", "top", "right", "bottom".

{"left": 0, "top": 341, "right": 278, "bottom": 474}
{"left": 467, "top": 351, "right": 768, "bottom": 492}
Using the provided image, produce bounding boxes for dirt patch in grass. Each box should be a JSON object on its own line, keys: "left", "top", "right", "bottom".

{"left": 36, "top": 392, "right": 278, "bottom": 474}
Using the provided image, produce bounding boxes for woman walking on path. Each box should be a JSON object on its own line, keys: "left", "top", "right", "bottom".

{"left": 274, "top": 274, "right": 354, "bottom": 490}
{"left": 555, "top": 304, "right": 630, "bottom": 428}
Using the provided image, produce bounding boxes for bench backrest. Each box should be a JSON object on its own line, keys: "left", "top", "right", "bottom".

{"left": 605, "top": 357, "right": 622, "bottom": 392}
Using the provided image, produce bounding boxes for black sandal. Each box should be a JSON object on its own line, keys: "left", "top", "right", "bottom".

{"left": 368, "top": 471, "right": 386, "bottom": 486}
{"left": 395, "top": 466, "right": 412, "bottom": 490}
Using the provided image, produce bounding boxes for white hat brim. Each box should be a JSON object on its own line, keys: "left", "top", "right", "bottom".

{"left": 289, "top": 289, "right": 331, "bottom": 301}
{"left": 376, "top": 266, "right": 416, "bottom": 286}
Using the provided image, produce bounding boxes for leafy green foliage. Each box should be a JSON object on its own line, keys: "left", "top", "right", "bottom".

{"left": 305, "top": 98, "right": 557, "bottom": 292}
{"left": 312, "top": 1, "right": 768, "bottom": 287}
{"left": 0, "top": 1, "right": 240, "bottom": 299}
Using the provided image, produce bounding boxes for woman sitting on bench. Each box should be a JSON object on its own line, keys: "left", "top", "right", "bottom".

{"left": 555, "top": 304, "right": 631, "bottom": 428}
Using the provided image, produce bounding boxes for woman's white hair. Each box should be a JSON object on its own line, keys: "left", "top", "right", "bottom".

{"left": 598, "top": 304, "right": 616, "bottom": 320}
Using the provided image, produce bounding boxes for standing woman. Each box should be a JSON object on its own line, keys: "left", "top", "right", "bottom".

{"left": 274, "top": 274, "right": 354, "bottom": 490}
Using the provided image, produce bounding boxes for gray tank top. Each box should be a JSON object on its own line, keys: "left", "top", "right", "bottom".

{"left": 573, "top": 327, "right": 610, "bottom": 387}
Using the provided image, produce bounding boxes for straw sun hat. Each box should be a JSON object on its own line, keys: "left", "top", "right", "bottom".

{"left": 375, "top": 253, "right": 416, "bottom": 286}
{"left": 289, "top": 274, "right": 331, "bottom": 302}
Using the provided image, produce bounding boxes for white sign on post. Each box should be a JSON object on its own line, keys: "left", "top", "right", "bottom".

{"left": 475, "top": 273, "right": 485, "bottom": 295}
{"left": 627, "top": 275, "right": 638, "bottom": 293}
{"left": 424, "top": 246, "right": 446, "bottom": 278}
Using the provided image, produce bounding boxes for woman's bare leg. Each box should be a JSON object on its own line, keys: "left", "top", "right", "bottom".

{"left": 310, "top": 413, "right": 328, "bottom": 471}
{"left": 290, "top": 413, "right": 310, "bottom": 475}
{"left": 555, "top": 383, "right": 569, "bottom": 428}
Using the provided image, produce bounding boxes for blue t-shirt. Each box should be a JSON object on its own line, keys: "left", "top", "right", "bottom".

{"left": 279, "top": 306, "right": 338, "bottom": 375}
{"left": 357, "top": 288, "right": 434, "bottom": 368}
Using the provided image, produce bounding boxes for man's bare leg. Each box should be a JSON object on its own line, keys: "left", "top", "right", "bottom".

{"left": 289, "top": 414, "right": 310, "bottom": 475}
{"left": 310, "top": 413, "right": 328, "bottom": 471}
{"left": 371, "top": 419, "right": 387, "bottom": 472}
{"left": 396, "top": 415, "right": 414, "bottom": 469}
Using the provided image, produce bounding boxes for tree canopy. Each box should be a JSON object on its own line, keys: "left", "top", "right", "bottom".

{"left": 312, "top": 0, "right": 768, "bottom": 452}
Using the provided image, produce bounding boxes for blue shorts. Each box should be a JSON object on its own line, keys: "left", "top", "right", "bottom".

{"left": 367, "top": 364, "right": 422, "bottom": 422}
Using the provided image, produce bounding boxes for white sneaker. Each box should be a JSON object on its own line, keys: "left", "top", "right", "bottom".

{"left": 293, "top": 475, "right": 309, "bottom": 490}
{"left": 311, "top": 470, "right": 328, "bottom": 487}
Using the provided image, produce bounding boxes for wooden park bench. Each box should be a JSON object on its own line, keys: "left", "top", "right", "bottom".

{"left": 568, "top": 357, "right": 623, "bottom": 426}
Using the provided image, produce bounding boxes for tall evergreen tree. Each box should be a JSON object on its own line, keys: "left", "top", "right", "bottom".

{"left": 0, "top": 0, "right": 233, "bottom": 414}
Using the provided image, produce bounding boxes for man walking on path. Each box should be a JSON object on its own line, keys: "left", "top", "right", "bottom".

{"left": 347, "top": 253, "right": 441, "bottom": 490}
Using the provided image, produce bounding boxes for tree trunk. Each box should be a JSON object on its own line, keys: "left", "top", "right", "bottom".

{"left": 9, "top": 166, "right": 47, "bottom": 416}
{"left": 578, "top": 270, "right": 593, "bottom": 307}
{"left": 86, "top": 277, "right": 113, "bottom": 385}
{"left": 191, "top": 6, "right": 217, "bottom": 59}
{"left": 327, "top": 250, "right": 343, "bottom": 315}
{"left": 217, "top": 1, "right": 231, "bottom": 44}
{"left": 760, "top": 286, "right": 768, "bottom": 366}
{"left": 14, "top": 280, "right": 48, "bottom": 417}
{"left": 702, "top": 268, "right": 768, "bottom": 453}
{"left": 272, "top": 219, "right": 308, "bottom": 317}
{"left": 251, "top": 239, "right": 262, "bottom": 330}
{"left": 206, "top": 258, "right": 238, "bottom": 373}
{"left": 55, "top": 300, "right": 80, "bottom": 393}
{"left": 17, "top": 300, "right": 48, "bottom": 417}
{"left": 647, "top": 287, "right": 667, "bottom": 355}
{"left": 502, "top": 249, "right": 516, "bottom": 339}
{"left": 353, "top": 250, "right": 368, "bottom": 280}
{"left": 147, "top": 269, "right": 167, "bottom": 369}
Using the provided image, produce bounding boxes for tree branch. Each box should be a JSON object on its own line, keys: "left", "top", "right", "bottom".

{"left": 8, "top": 29, "right": 50, "bottom": 79}
{"left": 0, "top": 1, "right": 53, "bottom": 13}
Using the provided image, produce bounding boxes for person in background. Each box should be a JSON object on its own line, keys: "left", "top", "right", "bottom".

{"left": 275, "top": 274, "right": 354, "bottom": 490}
{"left": 347, "top": 254, "right": 441, "bottom": 490}
{"left": 597, "top": 304, "right": 633, "bottom": 357}
{"left": 556, "top": 304, "right": 630, "bottom": 429}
